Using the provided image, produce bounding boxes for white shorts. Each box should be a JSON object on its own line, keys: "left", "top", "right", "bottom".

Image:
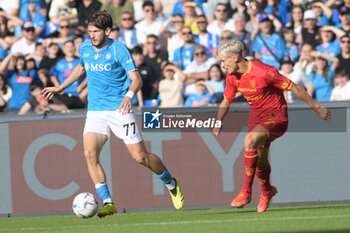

{"left": 83, "top": 110, "right": 143, "bottom": 144}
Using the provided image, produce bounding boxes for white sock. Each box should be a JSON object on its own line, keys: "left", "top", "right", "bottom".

{"left": 165, "top": 179, "right": 176, "bottom": 190}
{"left": 95, "top": 183, "right": 113, "bottom": 204}
{"left": 95, "top": 182, "right": 105, "bottom": 189}
{"left": 103, "top": 198, "right": 112, "bottom": 204}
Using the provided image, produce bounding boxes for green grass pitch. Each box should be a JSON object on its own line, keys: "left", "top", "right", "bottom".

{"left": 0, "top": 204, "right": 349, "bottom": 233}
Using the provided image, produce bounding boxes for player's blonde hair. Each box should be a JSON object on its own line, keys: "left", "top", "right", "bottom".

{"left": 217, "top": 39, "right": 244, "bottom": 57}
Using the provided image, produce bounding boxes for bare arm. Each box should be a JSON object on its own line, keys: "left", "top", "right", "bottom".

{"left": 254, "top": 51, "right": 261, "bottom": 61}
{"left": 50, "top": 75, "right": 61, "bottom": 87}
{"left": 136, "top": 90, "right": 144, "bottom": 107}
{"left": 321, "top": 25, "right": 346, "bottom": 38}
{"left": 212, "top": 97, "right": 230, "bottom": 136}
{"left": 316, "top": 2, "right": 333, "bottom": 19}
{"left": 127, "top": 70, "right": 143, "bottom": 94}
{"left": 18, "top": 102, "right": 31, "bottom": 115}
{"left": 184, "top": 71, "right": 209, "bottom": 84}
{"left": 291, "top": 0, "right": 300, "bottom": 5}
{"left": 0, "top": 11, "right": 23, "bottom": 28}
{"left": 167, "top": 64, "right": 187, "bottom": 82}
{"left": 42, "top": 63, "right": 86, "bottom": 99}
{"left": 290, "top": 82, "right": 331, "bottom": 120}
{"left": 0, "top": 38, "right": 10, "bottom": 50}
{"left": 119, "top": 70, "right": 143, "bottom": 114}
{"left": 325, "top": 0, "right": 337, "bottom": 7}
{"left": 48, "top": 103, "right": 68, "bottom": 112}
{"left": 201, "top": 80, "right": 215, "bottom": 96}
{"left": 77, "top": 77, "right": 87, "bottom": 93}
{"left": 194, "top": 3, "right": 203, "bottom": 16}
{"left": 311, "top": 50, "right": 339, "bottom": 72}
{"left": 159, "top": 17, "right": 173, "bottom": 34}
{"left": 268, "top": 14, "right": 282, "bottom": 32}
{"left": 0, "top": 53, "right": 14, "bottom": 74}
{"left": 306, "top": 82, "right": 313, "bottom": 97}
{"left": 154, "top": 0, "right": 164, "bottom": 18}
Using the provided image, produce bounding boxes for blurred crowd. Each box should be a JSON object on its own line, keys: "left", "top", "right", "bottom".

{"left": 0, "top": 0, "right": 350, "bottom": 114}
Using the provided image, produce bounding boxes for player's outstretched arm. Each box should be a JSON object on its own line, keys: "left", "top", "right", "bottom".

{"left": 42, "top": 64, "right": 86, "bottom": 100}
{"left": 119, "top": 70, "right": 143, "bottom": 115}
{"left": 290, "top": 82, "right": 331, "bottom": 121}
{"left": 212, "top": 97, "right": 231, "bottom": 136}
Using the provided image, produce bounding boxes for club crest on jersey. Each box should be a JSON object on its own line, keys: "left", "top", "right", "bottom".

{"left": 281, "top": 81, "right": 289, "bottom": 89}
{"left": 105, "top": 53, "right": 111, "bottom": 60}
{"left": 94, "top": 53, "right": 100, "bottom": 60}
{"left": 249, "top": 80, "right": 256, "bottom": 88}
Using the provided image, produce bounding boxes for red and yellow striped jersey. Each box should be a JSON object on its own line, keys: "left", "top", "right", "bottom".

{"left": 224, "top": 60, "right": 292, "bottom": 111}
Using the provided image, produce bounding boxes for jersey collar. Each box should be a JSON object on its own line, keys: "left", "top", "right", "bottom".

{"left": 242, "top": 60, "right": 252, "bottom": 76}
{"left": 93, "top": 38, "right": 111, "bottom": 52}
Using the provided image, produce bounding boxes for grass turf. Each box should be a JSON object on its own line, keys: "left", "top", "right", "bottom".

{"left": 0, "top": 204, "right": 349, "bottom": 233}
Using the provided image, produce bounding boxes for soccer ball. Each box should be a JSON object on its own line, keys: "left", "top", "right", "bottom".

{"left": 72, "top": 192, "right": 99, "bottom": 218}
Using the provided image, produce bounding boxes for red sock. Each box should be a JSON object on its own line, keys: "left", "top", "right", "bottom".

{"left": 242, "top": 149, "right": 258, "bottom": 194}
{"left": 256, "top": 162, "right": 271, "bottom": 196}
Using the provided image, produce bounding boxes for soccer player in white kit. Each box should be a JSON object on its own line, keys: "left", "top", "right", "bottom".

{"left": 42, "top": 10, "right": 184, "bottom": 218}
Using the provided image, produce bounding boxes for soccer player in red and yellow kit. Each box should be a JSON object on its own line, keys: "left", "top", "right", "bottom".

{"left": 213, "top": 39, "right": 331, "bottom": 213}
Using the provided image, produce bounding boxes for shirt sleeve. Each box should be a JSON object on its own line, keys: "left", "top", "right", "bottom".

{"left": 223, "top": 74, "right": 237, "bottom": 102}
{"left": 265, "top": 66, "right": 293, "bottom": 91}
{"left": 115, "top": 43, "right": 137, "bottom": 74}
{"left": 79, "top": 45, "right": 84, "bottom": 65}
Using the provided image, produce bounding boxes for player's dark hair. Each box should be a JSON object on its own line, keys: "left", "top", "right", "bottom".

{"left": 87, "top": 10, "right": 113, "bottom": 31}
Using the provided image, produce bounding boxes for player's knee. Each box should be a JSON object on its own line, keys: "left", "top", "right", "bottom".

{"left": 132, "top": 152, "right": 149, "bottom": 166}
{"left": 244, "top": 133, "right": 259, "bottom": 150}
{"left": 83, "top": 148, "right": 98, "bottom": 164}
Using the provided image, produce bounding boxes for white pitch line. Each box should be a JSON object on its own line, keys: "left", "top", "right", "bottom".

{"left": 1, "top": 214, "right": 350, "bottom": 232}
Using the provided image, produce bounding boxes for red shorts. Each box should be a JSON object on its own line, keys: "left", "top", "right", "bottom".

{"left": 248, "top": 108, "right": 288, "bottom": 148}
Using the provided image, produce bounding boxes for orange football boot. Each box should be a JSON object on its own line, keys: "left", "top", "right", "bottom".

{"left": 257, "top": 186, "right": 277, "bottom": 213}
{"left": 231, "top": 191, "right": 251, "bottom": 208}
